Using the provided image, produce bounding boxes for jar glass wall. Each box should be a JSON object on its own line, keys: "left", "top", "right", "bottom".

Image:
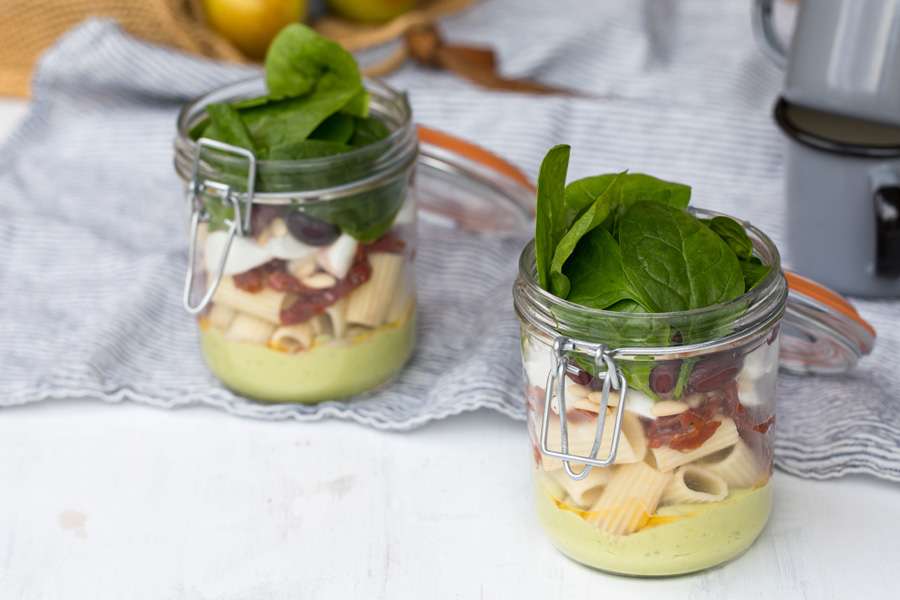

{"left": 513, "top": 211, "right": 788, "bottom": 576}
{"left": 174, "top": 79, "right": 418, "bottom": 404}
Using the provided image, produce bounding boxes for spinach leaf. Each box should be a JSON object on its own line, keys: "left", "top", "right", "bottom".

{"left": 534, "top": 145, "right": 571, "bottom": 290}
{"left": 302, "top": 177, "right": 405, "bottom": 242}
{"left": 619, "top": 202, "right": 745, "bottom": 312}
{"left": 350, "top": 116, "right": 391, "bottom": 147}
{"left": 204, "top": 103, "right": 256, "bottom": 152}
{"left": 550, "top": 172, "right": 624, "bottom": 297}
{"left": 706, "top": 216, "right": 752, "bottom": 260}
{"left": 265, "top": 24, "right": 362, "bottom": 101}
{"left": 563, "top": 173, "right": 691, "bottom": 230}
{"left": 341, "top": 89, "right": 370, "bottom": 118}
{"left": 240, "top": 91, "right": 359, "bottom": 152}
{"left": 310, "top": 113, "right": 356, "bottom": 144}
{"left": 565, "top": 225, "right": 636, "bottom": 309}
{"left": 740, "top": 256, "right": 772, "bottom": 290}
{"left": 265, "top": 139, "right": 351, "bottom": 160}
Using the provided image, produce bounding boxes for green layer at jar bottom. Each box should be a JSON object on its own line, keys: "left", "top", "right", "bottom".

{"left": 200, "top": 309, "right": 416, "bottom": 403}
{"left": 535, "top": 478, "right": 772, "bottom": 576}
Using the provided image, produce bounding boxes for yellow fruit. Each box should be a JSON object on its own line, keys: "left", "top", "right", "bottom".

{"left": 327, "top": 0, "right": 416, "bottom": 23}
{"left": 204, "top": 0, "right": 309, "bottom": 59}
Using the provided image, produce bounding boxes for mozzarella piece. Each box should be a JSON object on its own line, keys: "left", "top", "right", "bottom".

{"left": 205, "top": 231, "right": 271, "bottom": 276}
{"left": 266, "top": 234, "right": 316, "bottom": 261}
{"left": 316, "top": 234, "right": 358, "bottom": 279}
{"left": 622, "top": 388, "right": 656, "bottom": 420}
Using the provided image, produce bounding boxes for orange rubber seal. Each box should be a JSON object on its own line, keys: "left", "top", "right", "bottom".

{"left": 417, "top": 125, "right": 535, "bottom": 192}
{"left": 784, "top": 271, "right": 876, "bottom": 338}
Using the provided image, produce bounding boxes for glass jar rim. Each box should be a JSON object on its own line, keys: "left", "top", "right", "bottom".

{"left": 173, "top": 77, "right": 418, "bottom": 201}
{"left": 514, "top": 207, "right": 788, "bottom": 349}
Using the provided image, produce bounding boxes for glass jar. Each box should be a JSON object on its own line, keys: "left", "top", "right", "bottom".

{"left": 513, "top": 210, "right": 788, "bottom": 576}
{"left": 174, "top": 78, "right": 418, "bottom": 404}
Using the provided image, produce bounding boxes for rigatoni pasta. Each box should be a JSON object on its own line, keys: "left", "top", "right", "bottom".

{"left": 588, "top": 462, "right": 673, "bottom": 535}
{"left": 650, "top": 418, "right": 740, "bottom": 472}
{"left": 543, "top": 411, "right": 639, "bottom": 471}
{"left": 213, "top": 276, "right": 292, "bottom": 325}
{"left": 701, "top": 439, "right": 764, "bottom": 489}
{"left": 550, "top": 464, "right": 611, "bottom": 508}
{"left": 661, "top": 465, "right": 728, "bottom": 505}
{"left": 224, "top": 313, "right": 276, "bottom": 344}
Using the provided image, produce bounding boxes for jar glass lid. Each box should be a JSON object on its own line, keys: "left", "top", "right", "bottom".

{"left": 779, "top": 272, "right": 876, "bottom": 374}
{"left": 412, "top": 127, "right": 876, "bottom": 374}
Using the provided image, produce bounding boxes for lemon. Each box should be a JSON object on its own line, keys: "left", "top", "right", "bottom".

{"left": 327, "top": 0, "right": 417, "bottom": 23}
{"left": 204, "top": 0, "right": 309, "bottom": 59}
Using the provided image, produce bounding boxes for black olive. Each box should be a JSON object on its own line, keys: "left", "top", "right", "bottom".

{"left": 286, "top": 211, "right": 340, "bottom": 246}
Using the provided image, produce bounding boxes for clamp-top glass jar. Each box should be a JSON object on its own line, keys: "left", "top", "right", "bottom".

{"left": 174, "top": 78, "right": 418, "bottom": 403}
{"left": 513, "top": 211, "right": 787, "bottom": 576}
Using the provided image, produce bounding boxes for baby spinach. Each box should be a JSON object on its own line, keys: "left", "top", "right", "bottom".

{"left": 310, "top": 113, "right": 356, "bottom": 144}
{"left": 705, "top": 216, "right": 752, "bottom": 260}
{"left": 534, "top": 145, "right": 571, "bottom": 290}
{"left": 740, "top": 256, "right": 772, "bottom": 290}
{"left": 549, "top": 172, "right": 624, "bottom": 297}
{"left": 350, "top": 116, "right": 391, "bottom": 147}
{"left": 566, "top": 228, "right": 636, "bottom": 309}
{"left": 530, "top": 147, "right": 775, "bottom": 403}
{"left": 204, "top": 103, "right": 257, "bottom": 152}
{"left": 190, "top": 23, "right": 403, "bottom": 243}
{"left": 264, "top": 23, "right": 362, "bottom": 103}
{"left": 619, "top": 202, "right": 745, "bottom": 312}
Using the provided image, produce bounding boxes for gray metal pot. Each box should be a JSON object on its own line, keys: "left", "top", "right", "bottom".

{"left": 776, "top": 98, "right": 900, "bottom": 297}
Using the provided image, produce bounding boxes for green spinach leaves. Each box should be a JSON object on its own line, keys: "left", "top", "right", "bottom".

{"left": 192, "top": 24, "right": 390, "bottom": 164}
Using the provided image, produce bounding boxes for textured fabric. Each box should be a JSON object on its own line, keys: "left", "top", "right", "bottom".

{"left": 2, "top": 1, "right": 899, "bottom": 482}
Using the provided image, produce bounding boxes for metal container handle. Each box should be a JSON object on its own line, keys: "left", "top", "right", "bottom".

{"left": 182, "top": 138, "right": 257, "bottom": 315}
{"left": 539, "top": 337, "right": 629, "bottom": 481}
{"left": 752, "top": 0, "right": 788, "bottom": 69}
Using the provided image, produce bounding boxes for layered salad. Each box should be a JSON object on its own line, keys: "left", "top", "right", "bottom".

{"left": 188, "top": 25, "right": 415, "bottom": 403}
{"left": 520, "top": 145, "right": 779, "bottom": 575}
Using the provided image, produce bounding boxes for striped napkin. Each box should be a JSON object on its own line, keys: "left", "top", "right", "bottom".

{"left": 2, "top": 0, "right": 898, "bottom": 482}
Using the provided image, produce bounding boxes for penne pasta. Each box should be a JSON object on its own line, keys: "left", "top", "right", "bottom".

{"left": 224, "top": 313, "right": 276, "bottom": 344}
{"left": 550, "top": 464, "right": 612, "bottom": 508}
{"left": 621, "top": 411, "right": 648, "bottom": 463}
{"left": 325, "top": 297, "right": 349, "bottom": 338}
{"left": 385, "top": 271, "right": 414, "bottom": 324}
{"left": 542, "top": 410, "right": 638, "bottom": 471}
{"left": 208, "top": 303, "right": 236, "bottom": 331}
{"left": 588, "top": 462, "right": 673, "bottom": 535}
{"left": 651, "top": 418, "right": 740, "bottom": 472}
{"left": 270, "top": 322, "right": 314, "bottom": 352}
{"left": 213, "top": 276, "right": 293, "bottom": 325}
{"left": 346, "top": 253, "right": 405, "bottom": 327}
{"left": 701, "top": 439, "right": 764, "bottom": 489}
{"left": 660, "top": 465, "right": 729, "bottom": 505}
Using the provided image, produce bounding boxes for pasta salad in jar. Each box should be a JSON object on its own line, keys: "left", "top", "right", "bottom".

{"left": 513, "top": 145, "right": 787, "bottom": 576}
{"left": 174, "top": 25, "right": 417, "bottom": 403}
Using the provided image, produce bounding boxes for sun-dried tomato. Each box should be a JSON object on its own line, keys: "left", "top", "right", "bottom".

{"left": 232, "top": 260, "right": 283, "bottom": 292}
{"left": 670, "top": 420, "right": 721, "bottom": 450}
{"left": 279, "top": 249, "right": 372, "bottom": 325}
{"left": 753, "top": 415, "right": 776, "bottom": 434}
{"left": 365, "top": 232, "right": 406, "bottom": 254}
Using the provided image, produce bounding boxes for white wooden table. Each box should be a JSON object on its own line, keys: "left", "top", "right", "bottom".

{"left": 1, "top": 99, "right": 897, "bottom": 599}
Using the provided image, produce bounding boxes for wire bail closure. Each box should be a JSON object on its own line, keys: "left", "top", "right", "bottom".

{"left": 182, "top": 139, "right": 257, "bottom": 315}
{"left": 539, "top": 337, "right": 629, "bottom": 481}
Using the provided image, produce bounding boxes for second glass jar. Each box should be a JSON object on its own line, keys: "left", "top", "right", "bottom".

{"left": 513, "top": 212, "right": 787, "bottom": 576}
{"left": 174, "top": 79, "right": 418, "bottom": 403}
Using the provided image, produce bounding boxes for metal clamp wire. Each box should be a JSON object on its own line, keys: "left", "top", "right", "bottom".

{"left": 182, "top": 139, "right": 257, "bottom": 315}
{"left": 539, "top": 336, "right": 629, "bottom": 480}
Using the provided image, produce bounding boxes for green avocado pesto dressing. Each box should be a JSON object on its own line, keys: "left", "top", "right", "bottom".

{"left": 200, "top": 311, "right": 416, "bottom": 403}
{"left": 535, "top": 478, "right": 772, "bottom": 576}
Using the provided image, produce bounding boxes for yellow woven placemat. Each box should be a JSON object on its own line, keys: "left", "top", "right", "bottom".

{"left": 2, "top": 0, "right": 245, "bottom": 97}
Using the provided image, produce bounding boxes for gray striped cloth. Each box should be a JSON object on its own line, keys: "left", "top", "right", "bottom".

{"left": 1, "top": 0, "right": 898, "bottom": 482}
